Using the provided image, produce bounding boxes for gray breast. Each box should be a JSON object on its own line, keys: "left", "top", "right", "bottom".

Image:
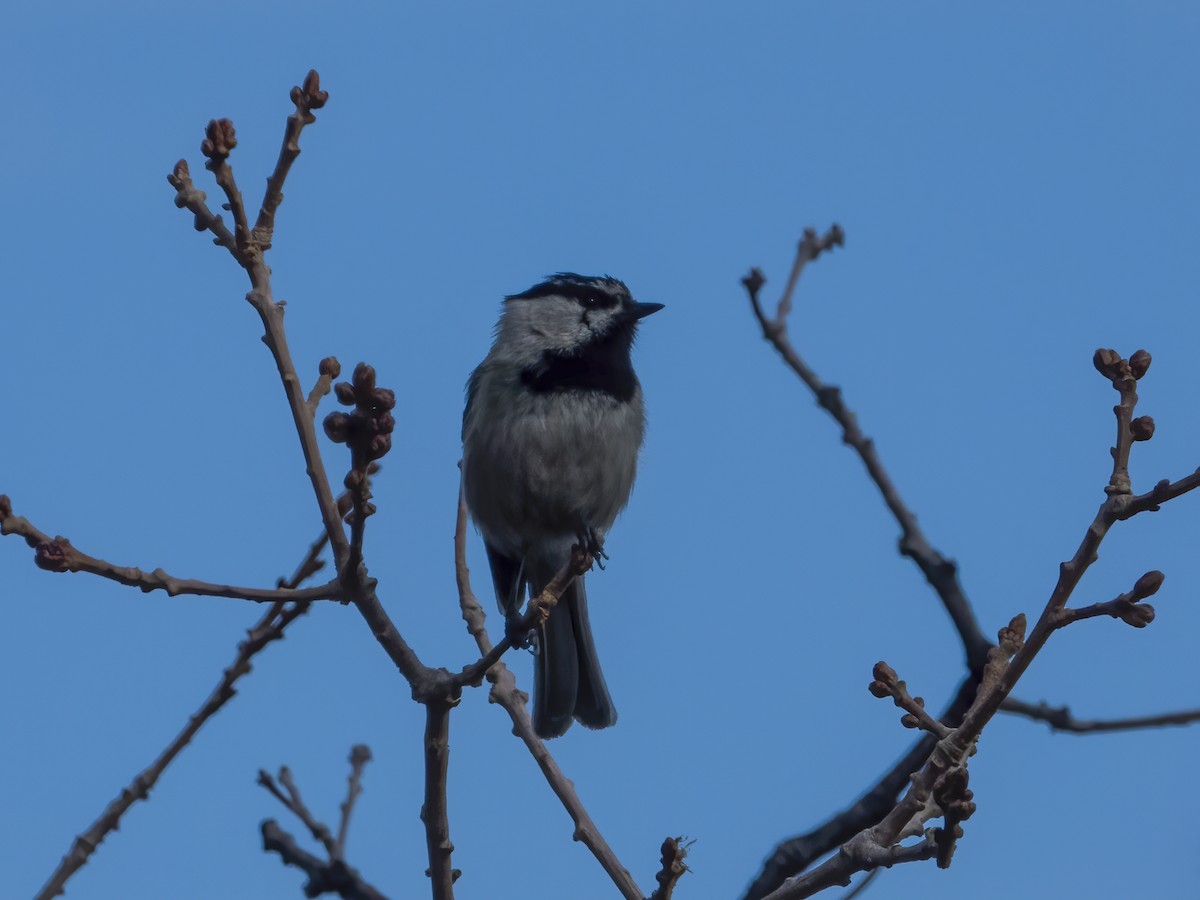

{"left": 462, "top": 366, "right": 645, "bottom": 564}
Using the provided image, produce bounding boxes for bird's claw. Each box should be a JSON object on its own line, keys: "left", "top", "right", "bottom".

{"left": 504, "top": 615, "right": 537, "bottom": 652}
{"left": 577, "top": 527, "right": 608, "bottom": 570}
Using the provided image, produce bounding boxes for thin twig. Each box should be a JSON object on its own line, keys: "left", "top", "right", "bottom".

{"left": 230, "top": 71, "right": 350, "bottom": 577}
{"left": 336, "top": 745, "right": 373, "bottom": 857}
{"left": 167, "top": 159, "right": 240, "bottom": 261}
{"left": 0, "top": 502, "right": 340, "bottom": 603}
{"left": 742, "top": 230, "right": 992, "bottom": 672}
{"left": 34, "top": 600, "right": 311, "bottom": 900}
{"left": 259, "top": 767, "right": 338, "bottom": 857}
{"left": 259, "top": 748, "right": 385, "bottom": 899}
{"left": 171, "top": 72, "right": 432, "bottom": 686}
{"left": 1121, "top": 467, "right": 1200, "bottom": 517}
{"left": 1001, "top": 698, "right": 1200, "bottom": 734}
{"left": 742, "top": 676, "right": 978, "bottom": 900}
{"left": 27, "top": 476, "right": 362, "bottom": 900}
{"left": 201, "top": 117, "right": 251, "bottom": 254}
{"left": 254, "top": 69, "right": 327, "bottom": 251}
{"left": 868, "top": 662, "right": 952, "bottom": 738}
{"left": 763, "top": 349, "right": 1195, "bottom": 899}
{"left": 454, "top": 543, "right": 592, "bottom": 688}
{"left": 452, "top": 491, "right": 646, "bottom": 900}
{"left": 262, "top": 819, "right": 389, "bottom": 900}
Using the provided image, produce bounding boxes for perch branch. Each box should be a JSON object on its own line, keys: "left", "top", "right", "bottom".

{"left": 453, "top": 491, "right": 648, "bottom": 900}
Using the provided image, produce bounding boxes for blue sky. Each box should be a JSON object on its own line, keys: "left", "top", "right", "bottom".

{"left": 3, "top": 4, "right": 1198, "bottom": 899}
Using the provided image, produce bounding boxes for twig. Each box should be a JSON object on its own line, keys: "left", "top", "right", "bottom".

{"left": 1055, "top": 569, "right": 1162, "bottom": 628}
{"left": 868, "top": 662, "right": 951, "bottom": 738}
{"left": 762, "top": 348, "right": 1196, "bottom": 898}
{"left": 262, "top": 820, "right": 389, "bottom": 900}
{"left": 28, "top": 476, "right": 362, "bottom": 900}
{"left": 168, "top": 72, "right": 433, "bottom": 688}
{"left": 167, "top": 159, "right": 240, "bottom": 261}
{"left": 1001, "top": 698, "right": 1200, "bottom": 734}
{"left": 0, "top": 499, "right": 339, "bottom": 603}
{"left": 453, "top": 543, "right": 592, "bottom": 688}
{"left": 254, "top": 69, "right": 327, "bottom": 252}
{"left": 202, "top": 117, "right": 251, "bottom": 254}
{"left": 235, "top": 72, "right": 350, "bottom": 576}
{"left": 259, "top": 767, "right": 339, "bottom": 857}
{"left": 742, "top": 676, "right": 978, "bottom": 900}
{"left": 648, "top": 837, "right": 690, "bottom": 900}
{"left": 259, "top": 749, "right": 384, "bottom": 900}
{"left": 35, "top": 599, "right": 311, "bottom": 900}
{"left": 1121, "top": 467, "right": 1200, "bottom": 517}
{"left": 452, "top": 491, "right": 647, "bottom": 900}
{"left": 337, "top": 745, "right": 373, "bottom": 857}
{"left": 742, "top": 229, "right": 992, "bottom": 672}
{"left": 174, "top": 77, "right": 473, "bottom": 900}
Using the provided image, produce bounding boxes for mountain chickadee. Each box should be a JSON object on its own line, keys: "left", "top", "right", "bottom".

{"left": 462, "top": 273, "right": 662, "bottom": 739}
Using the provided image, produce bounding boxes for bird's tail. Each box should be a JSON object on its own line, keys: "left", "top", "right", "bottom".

{"left": 532, "top": 570, "right": 617, "bottom": 739}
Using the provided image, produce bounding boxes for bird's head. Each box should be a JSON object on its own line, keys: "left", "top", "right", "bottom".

{"left": 495, "top": 273, "right": 663, "bottom": 362}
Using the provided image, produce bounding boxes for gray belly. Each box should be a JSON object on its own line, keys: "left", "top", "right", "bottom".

{"left": 463, "top": 386, "right": 644, "bottom": 563}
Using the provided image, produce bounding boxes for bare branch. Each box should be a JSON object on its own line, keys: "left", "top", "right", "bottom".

{"left": 168, "top": 73, "right": 435, "bottom": 688}
{"left": 452, "top": 491, "right": 646, "bottom": 900}
{"left": 166, "top": 159, "right": 241, "bottom": 261}
{"left": 253, "top": 69, "right": 328, "bottom": 251}
{"left": 742, "top": 676, "right": 978, "bottom": 900}
{"left": 28, "top": 474, "right": 364, "bottom": 900}
{"left": 201, "top": 118, "right": 251, "bottom": 254}
{"left": 867, "top": 662, "right": 951, "bottom": 738}
{"left": 0, "top": 501, "right": 340, "bottom": 602}
{"left": 1055, "top": 570, "right": 1162, "bottom": 629}
{"left": 421, "top": 702, "right": 458, "bottom": 900}
{"left": 262, "top": 820, "right": 389, "bottom": 900}
{"left": 337, "top": 745, "right": 373, "bottom": 857}
{"left": 259, "top": 754, "right": 389, "bottom": 900}
{"left": 35, "top": 600, "right": 311, "bottom": 900}
{"left": 742, "top": 229, "right": 992, "bottom": 671}
{"left": 454, "top": 542, "right": 593, "bottom": 688}
{"left": 761, "top": 347, "right": 1197, "bottom": 898}
{"left": 1001, "top": 698, "right": 1200, "bottom": 734}
{"left": 259, "top": 767, "right": 339, "bottom": 857}
{"left": 1121, "top": 467, "right": 1200, "bottom": 517}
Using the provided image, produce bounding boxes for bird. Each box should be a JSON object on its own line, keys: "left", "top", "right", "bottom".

{"left": 462, "top": 273, "right": 662, "bottom": 739}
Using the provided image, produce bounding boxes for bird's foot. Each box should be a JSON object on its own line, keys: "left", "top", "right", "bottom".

{"left": 576, "top": 527, "right": 608, "bottom": 570}
{"left": 504, "top": 614, "right": 537, "bottom": 652}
